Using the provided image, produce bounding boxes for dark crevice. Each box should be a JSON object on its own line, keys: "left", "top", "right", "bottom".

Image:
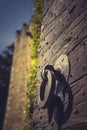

{"left": 43, "top": 0, "right": 74, "bottom": 28}
{"left": 49, "top": 34, "right": 87, "bottom": 59}
{"left": 43, "top": 7, "right": 87, "bottom": 39}
{"left": 39, "top": 9, "right": 87, "bottom": 55}
{"left": 43, "top": 0, "right": 54, "bottom": 18}
{"left": 72, "top": 86, "right": 84, "bottom": 97}
{"left": 42, "top": 0, "right": 73, "bottom": 32}
{"left": 68, "top": 35, "right": 87, "bottom": 55}
{"left": 64, "top": 122, "right": 87, "bottom": 130}
{"left": 42, "top": 3, "right": 87, "bottom": 35}
{"left": 70, "top": 74, "right": 87, "bottom": 86}
{"left": 69, "top": 4, "right": 77, "bottom": 14}
{"left": 67, "top": 36, "right": 87, "bottom": 54}
{"left": 74, "top": 99, "right": 87, "bottom": 107}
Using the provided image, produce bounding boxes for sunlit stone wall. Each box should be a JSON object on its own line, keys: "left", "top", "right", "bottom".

{"left": 32, "top": 0, "right": 87, "bottom": 130}
{"left": 3, "top": 22, "right": 33, "bottom": 130}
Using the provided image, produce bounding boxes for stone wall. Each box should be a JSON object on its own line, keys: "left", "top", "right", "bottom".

{"left": 3, "top": 22, "right": 33, "bottom": 130}
{"left": 32, "top": 0, "right": 87, "bottom": 130}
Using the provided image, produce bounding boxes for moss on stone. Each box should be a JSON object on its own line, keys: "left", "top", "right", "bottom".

{"left": 25, "top": 0, "right": 43, "bottom": 130}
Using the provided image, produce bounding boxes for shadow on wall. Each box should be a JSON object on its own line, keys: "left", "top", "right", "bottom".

{"left": 0, "top": 44, "right": 14, "bottom": 130}
{"left": 47, "top": 70, "right": 73, "bottom": 130}
{"left": 39, "top": 65, "right": 73, "bottom": 130}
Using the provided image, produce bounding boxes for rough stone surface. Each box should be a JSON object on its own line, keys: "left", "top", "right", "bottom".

{"left": 32, "top": 0, "right": 87, "bottom": 130}
{"left": 2, "top": 22, "right": 33, "bottom": 130}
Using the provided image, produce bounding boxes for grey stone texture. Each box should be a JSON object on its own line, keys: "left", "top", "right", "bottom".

{"left": 31, "top": 0, "right": 87, "bottom": 130}
{"left": 3, "top": 22, "right": 33, "bottom": 130}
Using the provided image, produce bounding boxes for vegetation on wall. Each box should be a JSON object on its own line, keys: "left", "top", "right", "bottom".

{"left": 24, "top": 0, "right": 43, "bottom": 130}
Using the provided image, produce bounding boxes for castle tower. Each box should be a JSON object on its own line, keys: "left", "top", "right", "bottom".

{"left": 3, "top": 21, "right": 33, "bottom": 130}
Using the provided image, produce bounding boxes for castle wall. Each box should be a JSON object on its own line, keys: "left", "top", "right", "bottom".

{"left": 3, "top": 22, "right": 33, "bottom": 130}
{"left": 32, "top": 0, "right": 87, "bottom": 130}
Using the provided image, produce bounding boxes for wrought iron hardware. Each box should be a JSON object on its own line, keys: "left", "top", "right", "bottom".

{"left": 38, "top": 54, "right": 70, "bottom": 127}
{"left": 40, "top": 68, "right": 56, "bottom": 109}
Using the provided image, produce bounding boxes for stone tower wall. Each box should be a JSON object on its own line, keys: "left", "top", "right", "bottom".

{"left": 3, "top": 22, "right": 33, "bottom": 130}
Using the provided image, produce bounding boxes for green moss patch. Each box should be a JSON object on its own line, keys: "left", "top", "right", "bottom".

{"left": 24, "top": 1, "right": 43, "bottom": 130}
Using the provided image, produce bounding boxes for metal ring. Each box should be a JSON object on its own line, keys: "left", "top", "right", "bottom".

{"left": 41, "top": 65, "right": 55, "bottom": 81}
{"left": 39, "top": 70, "right": 56, "bottom": 109}
{"left": 41, "top": 68, "right": 48, "bottom": 81}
